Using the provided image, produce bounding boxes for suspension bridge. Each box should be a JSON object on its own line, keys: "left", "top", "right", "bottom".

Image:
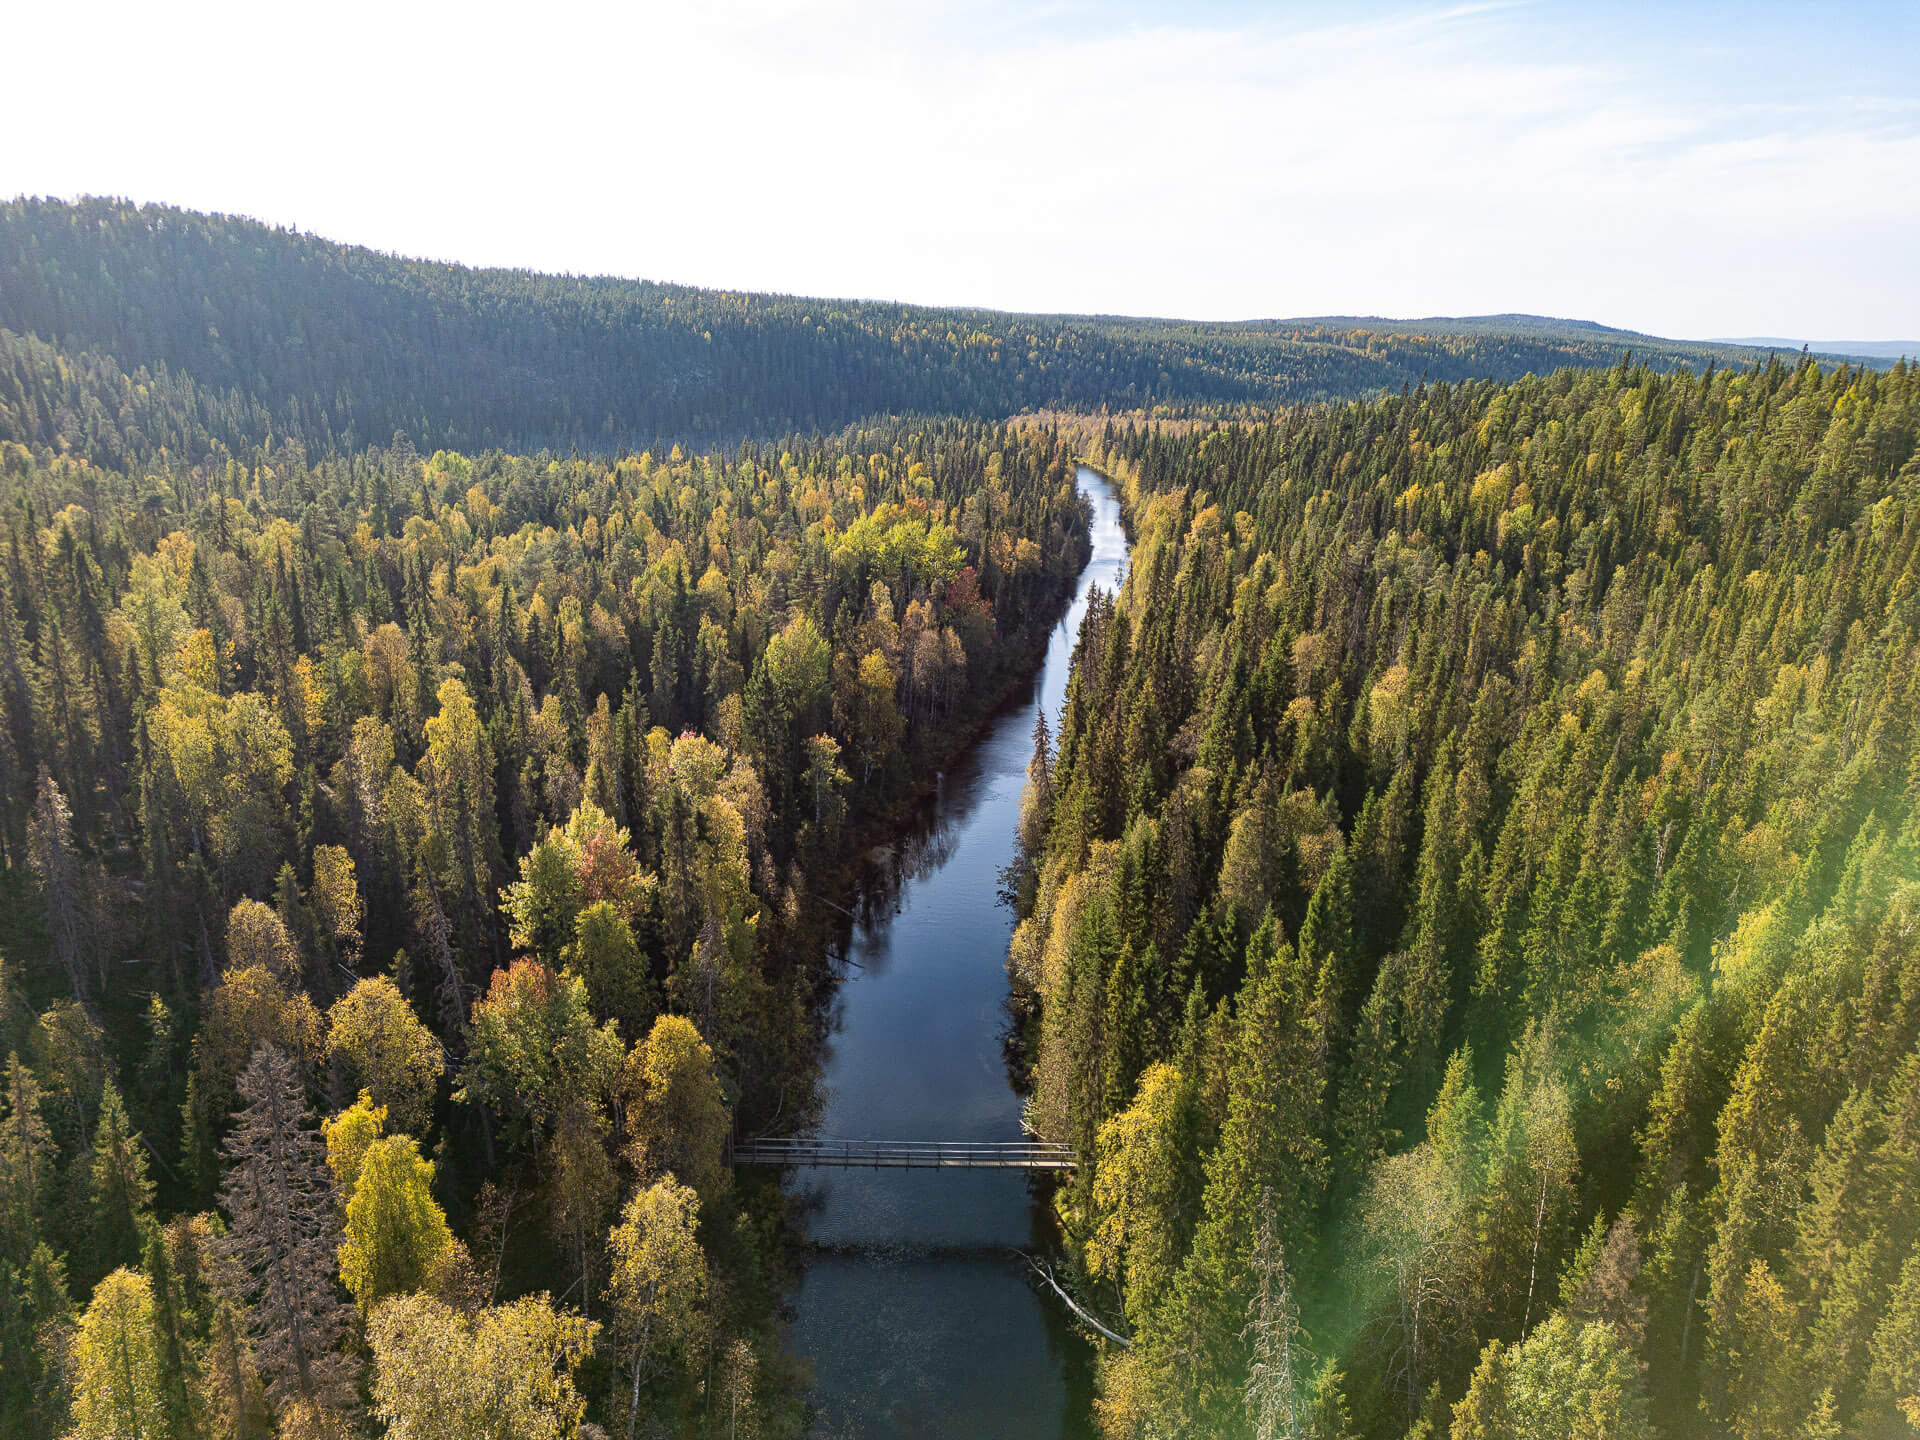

{"left": 727, "top": 1136, "right": 1075, "bottom": 1171}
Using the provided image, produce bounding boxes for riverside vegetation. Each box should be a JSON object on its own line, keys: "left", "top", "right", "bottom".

{"left": 1009, "top": 356, "right": 1920, "bottom": 1439}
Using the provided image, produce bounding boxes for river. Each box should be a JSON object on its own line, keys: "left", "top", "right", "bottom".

{"left": 780, "top": 467, "right": 1129, "bottom": 1439}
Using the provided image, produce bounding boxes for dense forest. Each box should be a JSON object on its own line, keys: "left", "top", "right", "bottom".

{"left": 0, "top": 357, "right": 1094, "bottom": 1438}
{"left": 0, "top": 199, "right": 1818, "bottom": 460}
{"left": 5, "top": 191, "right": 1916, "bottom": 1439}
{"left": 1011, "top": 355, "right": 1920, "bottom": 1438}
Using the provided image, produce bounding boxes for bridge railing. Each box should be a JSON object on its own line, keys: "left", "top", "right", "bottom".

{"left": 728, "top": 1137, "right": 1075, "bottom": 1170}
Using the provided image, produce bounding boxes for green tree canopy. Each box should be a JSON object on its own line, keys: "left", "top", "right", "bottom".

{"left": 339, "top": 1132, "right": 454, "bottom": 1316}
{"left": 456, "top": 961, "right": 623, "bottom": 1142}
{"left": 1450, "top": 1314, "right": 1652, "bottom": 1440}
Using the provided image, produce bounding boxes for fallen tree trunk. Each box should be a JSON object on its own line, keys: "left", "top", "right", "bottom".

{"left": 1020, "top": 1252, "right": 1130, "bottom": 1348}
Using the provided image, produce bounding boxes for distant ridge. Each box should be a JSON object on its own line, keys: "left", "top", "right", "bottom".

{"left": 1712, "top": 337, "right": 1917, "bottom": 361}
{"left": 1282, "top": 316, "right": 1897, "bottom": 366}
{"left": 0, "top": 197, "right": 1896, "bottom": 460}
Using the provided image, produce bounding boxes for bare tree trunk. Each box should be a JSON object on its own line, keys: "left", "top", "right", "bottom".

{"left": 627, "top": 1325, "right": 651, "bottom": 1440}
{"left": 1679, "top": 1262, "right": 1700, "bottom": 1368}
{"left": 1522, "top": 1164, "right": 1549, "bottom": 1333}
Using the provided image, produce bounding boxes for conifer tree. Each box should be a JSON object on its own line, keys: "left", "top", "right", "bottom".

{"left": 27, "top": 768, "right": 86, "bottom": 1006}
{"left": 0, "top": 1241, "right": 75, "bottom": 1440}
{"left": 1244, "top": 1189, "right": 1304, "bottom": 1440}
{"left": 1147, "top": 919, "right": 1328, "bottom": 1432}
{"left": 1450, "top": 1315, "right": 1652, "bottom": 1440}
{"left": 214, "top": 1044, "right": 358, "bottom": 1431}
{"left": 87, "top": 1078, "right": 153, "bottom": 1282}
{"left": 144, "top": 1220, "right": 206, "bottom": 1440}
{"left": 0, "top": 1052, "right": 54, "bottom": 1264}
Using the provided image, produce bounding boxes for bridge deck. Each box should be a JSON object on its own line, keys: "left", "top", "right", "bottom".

{"left": 729, "top": 1138, "right": 1074, "bottom": 1171}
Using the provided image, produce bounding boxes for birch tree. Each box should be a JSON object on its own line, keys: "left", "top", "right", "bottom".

{"left": 68, "top": 1268, "right": 164, "bottom": 1440}
{"left": 1358, "top": 1047, "right": 1484, "bottom": 1426}
{"left": 339, "top": 1132, "right": 453, "bottom": 1316}
{"left": 369, "top": 1290, "right": 597, "bottom": 1440}
{"left": 326, "top": 976, "right": 441, "bottom": 1134}
{"left": 620, "top": 1014, "right": 730, "bottom": 1198}
{"left": 604, "top": 1175, "right": 708, "bottom": 1439}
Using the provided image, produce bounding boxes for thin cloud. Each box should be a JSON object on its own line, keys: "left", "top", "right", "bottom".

{"left": 2, "top": 0, "right": 1911, "bottom": 337}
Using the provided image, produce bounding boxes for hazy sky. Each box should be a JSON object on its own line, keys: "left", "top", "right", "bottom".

{"left": 9, "top": 0, "right": 1916, "bottom": 338}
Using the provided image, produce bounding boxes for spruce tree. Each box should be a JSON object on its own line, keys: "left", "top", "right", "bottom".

{"left": 1244, "top": 1188, "right": 1304, "bottom": 1440}
{"left": 87, "top": 1078, "right": 153, "bottom": 1282}
{"left": 1150, "top": 919, "right": 1328, "bottom": 1432}
{"left": 144, "top": 1221, "right": 205, "bottom": 1440}
{"left": 0, "top": 1053, "right": 55, "bottom": 1265}
{"left": 215, "top": 1044, "right": 358, "bottom": 1431}
{"left": 0, "top": 1241, "right": 75, "bottom": 1440}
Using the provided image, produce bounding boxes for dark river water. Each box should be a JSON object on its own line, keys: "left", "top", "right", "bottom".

{"left": 782, "top": 467, "right": 1129, "bottom": 1439}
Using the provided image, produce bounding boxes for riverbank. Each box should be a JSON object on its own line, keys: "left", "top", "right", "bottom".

{"left": 765, "top": 468, "right": 1129, "bottom": 1439}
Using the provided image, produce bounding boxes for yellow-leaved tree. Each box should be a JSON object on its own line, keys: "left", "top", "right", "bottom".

{"left": 69, "top": 1268, "right": 164, "bottom": 1440}
{"left": 369, "top": 1291, "right": 597, "bottom": 1440}
{"left": 339, "top": 1132, "right": 453, "bottom": 1316}
{"left": 605, "top": 1176, "right": 709, "bottom": 1440}
{"left": 621, "top": 1013, "right": 730, "bottom": 1198}
{"left": 327, "top": 976, "right": 442, "bottom": 1134}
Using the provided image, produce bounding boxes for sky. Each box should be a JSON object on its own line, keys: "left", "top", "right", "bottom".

{"left": 8, "top": 0, "right": 1917, "bottom": 340}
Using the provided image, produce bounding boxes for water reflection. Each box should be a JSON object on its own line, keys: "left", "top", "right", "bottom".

{"left": 781, "top": 469, "right": 1128, "bottom": 1440}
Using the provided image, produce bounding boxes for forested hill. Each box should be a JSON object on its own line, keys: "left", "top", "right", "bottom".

{"left": 0, "top": 402, "right": 1093, "bottom": 1437}
{"left": 0, "top": 197, "right": 1810, "bottom": 460}
{"left": 1011, "top": 354, "right": 1920, "bottom": 1438}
